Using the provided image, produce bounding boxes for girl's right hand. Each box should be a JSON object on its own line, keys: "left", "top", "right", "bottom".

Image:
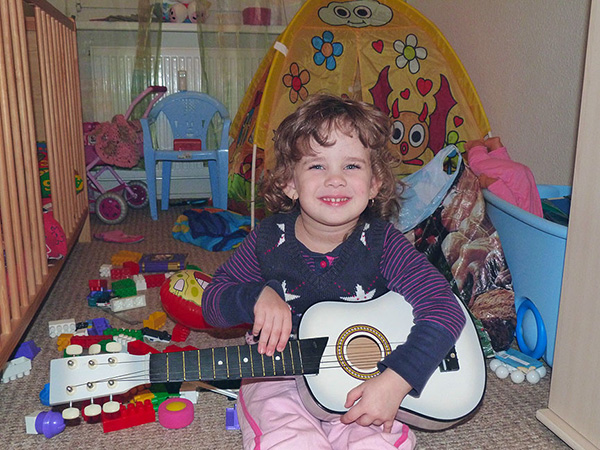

{"left": 252, "top": 286, "right": 292, "bottom": 356}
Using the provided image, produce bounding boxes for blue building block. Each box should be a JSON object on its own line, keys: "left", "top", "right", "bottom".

{"left": 226, "top": 404, "right": 240, "bottom": 430}
{"left": 15, "top": 340, "right": 41, "bottom": 360}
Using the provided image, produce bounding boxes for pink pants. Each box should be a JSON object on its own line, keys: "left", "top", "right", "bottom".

{"left": 237, "top": 377, "right": 416, "bottom": 450}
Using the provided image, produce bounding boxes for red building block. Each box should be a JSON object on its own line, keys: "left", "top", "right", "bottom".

{"left": 110, "top": 267, "right": 132, "bottom": 280}
{"left": 127, "top": 340, "right": 160, "bottom": 355}
{"left": 102, "top": 400, "right": 156, "bottom": 433}
{"left": 171, "top": 323, "right": 191, "bottom": 342}
{"left": 143, "top": 273, "right": 166, "bottom": 288}
{"left": 71, "top": 335, "right": 113, "bottom": 348}
{"left": 89, "top": 279, "right": 108, "bottom": 291}
{"left": 123, "top": 261, "right": 140, "bottom": 275}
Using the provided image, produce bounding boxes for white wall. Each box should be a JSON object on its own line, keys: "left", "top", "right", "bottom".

{"left": 409, "top": 0, "right": 591, "bottom": 185}
{"left": 59, "top": 0, "right": 591, "bottom": 185}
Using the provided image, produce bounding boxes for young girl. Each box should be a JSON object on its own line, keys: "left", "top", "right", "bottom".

{"left": 202, "top": 94, "right": 466, "bottom": 449}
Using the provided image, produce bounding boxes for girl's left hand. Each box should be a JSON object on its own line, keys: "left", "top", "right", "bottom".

{"left": 340, "top": 369, "right": 412, "bottom": 432}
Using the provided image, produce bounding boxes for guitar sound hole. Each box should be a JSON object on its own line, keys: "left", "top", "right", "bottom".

{"left": 346, "top": 336, "right": 381, "bottom": 370}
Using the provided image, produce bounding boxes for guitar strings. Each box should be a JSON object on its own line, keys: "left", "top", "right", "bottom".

{"left": 66, "top": 340, "right": 410, "bottom": 387}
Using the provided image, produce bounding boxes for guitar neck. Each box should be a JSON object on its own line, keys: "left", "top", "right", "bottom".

{"left": 148, "top": 337, "right": 328, "bottom": 383}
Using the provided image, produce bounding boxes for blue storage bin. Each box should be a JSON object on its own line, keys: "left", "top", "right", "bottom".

{"left": 483, "top": 184, "right": 570, "bottom": 366}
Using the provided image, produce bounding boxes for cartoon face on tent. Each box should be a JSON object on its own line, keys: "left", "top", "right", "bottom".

{"left": 228, "top": 0, "right": 490, "bottom": 217}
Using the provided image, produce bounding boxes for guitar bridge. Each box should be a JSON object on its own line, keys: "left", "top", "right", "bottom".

{"left": 439, "top": 346, "right": 459, "bottom": 372}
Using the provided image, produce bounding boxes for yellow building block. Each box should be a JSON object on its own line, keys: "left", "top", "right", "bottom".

{"left": 143, "top": 311, "right": 167, "bottom": 330}
{"left": 111, "top": 250, "right": 143, "bottom": 266}
{"left": 56, "top": 333, "right": 73, "bottom": 352}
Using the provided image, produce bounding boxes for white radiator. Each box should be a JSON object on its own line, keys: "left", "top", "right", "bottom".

{"left": 90, "top": 45, "right": 264, "bottom": 199}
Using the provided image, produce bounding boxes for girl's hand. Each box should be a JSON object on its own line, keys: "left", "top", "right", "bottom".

{"left": 253, "top": 286, "right": 293, "bottom": 356}
{"left": 340, "top": 369, "right": 412, "bottom": 432}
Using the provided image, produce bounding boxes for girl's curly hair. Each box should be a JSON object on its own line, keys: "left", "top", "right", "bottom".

{"left": 261, "top": 93, "right": 400, "bottom": 221}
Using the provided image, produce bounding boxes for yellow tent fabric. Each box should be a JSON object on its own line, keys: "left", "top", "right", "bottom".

{"left": 228, "top": 0, "right": 490, "bottom": 217}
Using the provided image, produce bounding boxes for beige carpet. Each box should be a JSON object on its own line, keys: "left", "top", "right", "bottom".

{"left": 0, "top": 205, "right": 569, "bottom": 449}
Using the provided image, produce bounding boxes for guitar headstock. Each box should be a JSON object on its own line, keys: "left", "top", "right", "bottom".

{"left": 49, "top": 352, "right": 151, "bottom": 405}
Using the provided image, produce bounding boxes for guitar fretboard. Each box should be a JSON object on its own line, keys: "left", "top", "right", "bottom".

{"left": 148, "top": 337, "right": 328, "bottom": 383}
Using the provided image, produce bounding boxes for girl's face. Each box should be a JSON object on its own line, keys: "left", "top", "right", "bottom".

{"left": 284, "top": 128, "right": 381, "bottom": 231}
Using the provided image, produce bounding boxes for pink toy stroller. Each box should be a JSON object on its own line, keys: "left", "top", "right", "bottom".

{"left": 84, "top": 86, "right": 167, "bottom": 224}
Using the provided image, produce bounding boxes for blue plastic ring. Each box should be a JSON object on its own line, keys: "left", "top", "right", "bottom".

{"left": 516, "top": 298, "right": 547, "bottom": 359}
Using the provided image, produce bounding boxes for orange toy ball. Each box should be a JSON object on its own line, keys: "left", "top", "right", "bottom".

{"left": 160, "top": 269, "right": 213, "bottom": 329}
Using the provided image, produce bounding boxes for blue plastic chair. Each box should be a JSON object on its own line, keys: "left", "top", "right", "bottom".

{"left": 140, "top": 91, "right": 230, "bottom": 220}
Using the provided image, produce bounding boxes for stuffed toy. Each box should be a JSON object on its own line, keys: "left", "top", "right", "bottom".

{"left": 167, "top": 1, "right": 211, "bottom": 23}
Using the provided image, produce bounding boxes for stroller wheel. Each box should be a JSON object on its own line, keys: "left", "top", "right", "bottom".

{"left": 125, "top": 181, "right": 149, "bottom": 209}
{"left": 96, "top": 192, "right": 128, "bottom": 224}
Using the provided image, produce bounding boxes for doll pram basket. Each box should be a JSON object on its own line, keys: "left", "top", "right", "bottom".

{"left": 85, "top": 86, "right": 167, "bottom": 224}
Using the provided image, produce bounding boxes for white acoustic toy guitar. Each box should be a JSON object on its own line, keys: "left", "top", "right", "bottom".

{"left": 49, "top": 291, "right": 486, "bottom": 430}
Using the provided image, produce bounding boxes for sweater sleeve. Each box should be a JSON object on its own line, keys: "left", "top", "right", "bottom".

{"left": 202, "top": 225, "right": 285, "bottom": 327}
{"left": 378, "top": 224, "right": 466, "bottom": 395}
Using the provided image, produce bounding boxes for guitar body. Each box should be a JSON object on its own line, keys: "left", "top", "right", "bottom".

{"left": 296, "top": 291, "right": 486, "bottom": 430}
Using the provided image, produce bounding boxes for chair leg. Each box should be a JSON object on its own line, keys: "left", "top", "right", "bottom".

{"left": 161, "top": 161, "right": 173, "bottom": 211}
{"left": 145, "top": 155, "right": 159, "bottom": 220}
{"left": 215, "top": 149, "right": 229, "bottom": 210}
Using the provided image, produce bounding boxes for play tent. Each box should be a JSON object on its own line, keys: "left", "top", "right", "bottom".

{"left": 227, "top": 0, "right": 490, "bottom": 219}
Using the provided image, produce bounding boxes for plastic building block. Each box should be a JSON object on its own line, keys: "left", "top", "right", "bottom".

{"left": 143, "top": 311, "right": 167, "bottom": 330}
{"left": 104, "top": 327, "right": 143, "bottom": 341}
{"left": 158, "top": 398, "right": 194, "bottom": 429}
{"left": 71, "top": 335, "right": 112, "bottom": 348}
{"left": 141, "top": 327, "right": 171, "bottom": 343}
{"left": 56, "top": 334, "right": 73, "bottom": 352}
{"left": 111, "top": 278, "right": 137, "bottom": 298}
{"left": 39, "top": 383, "right": 50, "bottom": 406}
{"left": 15, "top": 340, "right": 41, "bottom": 360}
{"left": 111, "top": 294, "right": 146, "bottom": 312}
{"left": 123, "top": 260, "right": 140, "bottom": 275}
{"left": 144, "top": 273, "right": 167, "bottom": 288}
{"left": 179, "top": 381, "right": 199, "bottom": 404}
{"left": 113, "top": 333, "right": 137, "bottom": 348}
{"left": 76, "top": 320, "right": 90, "bottom": 331}
{"left": 226, "top": 404, "right": 240, "bottom": 430}
{"left": 89, "top": 279, "right": 108, "bottom": 291}
{"left": 90, "top": 317, "right": 111, "bottom": 335}
{"left": 132, "top": 274, "right": 147, "bottom": 291}
{"left": 87, "top": 290, "right": 112, "bottom": 307}
{"left": 49, "top": 318, "right": 76, "bottom": 338}
{"left": 102, "top": 400, "right": 156, "bottom": 433}
{"left": 25, "top": 410, "right": 65, "bottom": 438}
{"left": 100, "top": 264, "right": 112, "bottom": 277}
{"left": 127, "top": 340, "right": 160, "bottom": 355}
{"left": 2, "top": 356, "right": 32, "bottom": 383}
{"left": 110, "top": 267, "right": 132, "bottom": 280}
{"left": 171, "top": 323, "right": 191, "bottom": 342}
{"left": 111, "top": 250, "right": 143, "bottom": 266}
